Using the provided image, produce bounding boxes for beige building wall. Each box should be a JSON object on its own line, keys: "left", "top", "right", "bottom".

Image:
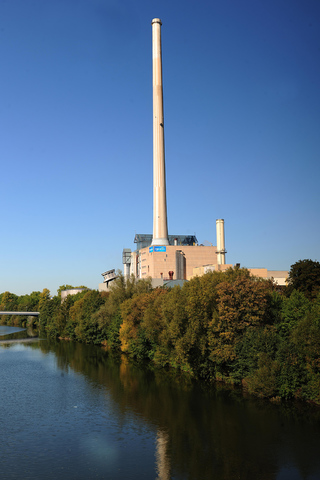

{"left": 248, "top": 268, "right": 268, "bottom": 278}
{"left": 191, "top": 264, "right": 233, "bottom": 278}
{"left": 190, "top": 265, "right": 288, "bottom": 286}
{"left": 139, "top": 245, "right": 218, "bottom": 280}
{"left": 249, "top": 268, "right": 288, "bottom": 285}
{"left": 267, "top": 270, "right": 288, "bottom": 286}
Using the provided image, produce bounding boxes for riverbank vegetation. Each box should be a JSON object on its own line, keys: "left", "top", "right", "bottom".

{"left": 1, "top": 259, "right": 319, "bottom": 404}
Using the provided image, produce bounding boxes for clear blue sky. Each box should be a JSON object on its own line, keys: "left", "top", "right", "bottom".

{"left": 1, "top": 0, "right": 319, "bottom": 296}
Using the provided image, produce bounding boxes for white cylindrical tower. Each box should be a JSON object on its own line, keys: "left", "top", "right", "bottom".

{"left": 123, "top": 263, "right": 130, "bottom": 279}
{"left": 216, "top": 219, "right": 226, "bottom": 265}
{"left": 151, "top": 18, "right": 169, "bottom": 246}
{"left": 122, "top": 248, "right": 131, "bottom": 280}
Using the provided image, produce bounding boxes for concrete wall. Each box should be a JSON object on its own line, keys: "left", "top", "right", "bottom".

{"left": 61, "top": 288, "right": 87, "bottom": 302}
{"left": 98, "top": 278, "right": 118, "bottom": 292}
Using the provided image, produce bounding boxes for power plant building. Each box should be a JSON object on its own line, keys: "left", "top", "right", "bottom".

{"left": 122, "top": 19, "right": 231, "bottom": 285}
{"left": 105, "top": 18, "right": 287, "bottom": 290}
{"left": 127, "top": 234, "right": 226, "bottom": 282}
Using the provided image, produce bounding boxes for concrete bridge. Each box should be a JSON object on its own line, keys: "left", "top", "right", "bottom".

{"left": 0, "top": 311, "right": 40, "bottom": 316}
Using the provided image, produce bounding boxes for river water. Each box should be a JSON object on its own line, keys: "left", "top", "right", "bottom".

{"left": 0, "top": 328, "right": 320, "bottom": 480}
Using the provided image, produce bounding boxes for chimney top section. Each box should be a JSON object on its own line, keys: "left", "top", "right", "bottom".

{"left": 151, "top": 18, "right": 162, "bottom": 25}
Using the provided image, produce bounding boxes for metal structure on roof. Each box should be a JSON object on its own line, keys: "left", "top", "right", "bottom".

{"left": 134, "top": 234, "right": 198, "bottom": 251}
{"left": 101, "top": 269, "right": 117, "bottom": 287}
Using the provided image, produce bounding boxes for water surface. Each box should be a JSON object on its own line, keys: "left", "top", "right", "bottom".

{"left": 0, "top": 325, "right": 26, "bottom": 336}
{"left": 0, "top": 328, "right": 319, "bottom": 480}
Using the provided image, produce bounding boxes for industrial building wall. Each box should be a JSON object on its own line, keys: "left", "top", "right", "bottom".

{"left": 139, "top": 245, "right": 218, "bottom": 280}
{"left": 247, "top": 268, "right": 268, "bottom": 278}
{"left": 266, "top": 271, "right": 288, "bottom": 286}
{"left": 191, "top": 264, "right": 233, "bottom": 278}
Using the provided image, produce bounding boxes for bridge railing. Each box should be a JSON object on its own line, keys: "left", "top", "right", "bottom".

{"left": 0, "top": 311, "right": 40, "bottom": 316}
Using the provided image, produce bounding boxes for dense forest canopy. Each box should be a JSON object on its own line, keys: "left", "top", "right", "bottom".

{"left": 1, "top": 259, "right": 320, "bottom": 404}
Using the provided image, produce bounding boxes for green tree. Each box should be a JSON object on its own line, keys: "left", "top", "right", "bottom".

{"left": 0, "top": 292, "right": 19, "bottom": 324}
{"left": 17, "top": 291, "right": 41, "bottom": 312}
{"left": 179, "top": 271, "right": 224, "bottom": 377}
{"left": 244, "top": 353, "right": 278, "bottom": 398}
{"left": 119, "top": 289, "right": 164, "bottom": 359}
{"left": 208, "top": 273, "right": 275, "bottom": 380}
{"left": 0, "top": 291, "right": 18, "bottom": 311}
{"left": 70, "top": 290, "right": 107, "bottom": 344}
{"left": 287, "top": 259, "right": 320, "bottom": 300}
{"left": 277, "top": 289, "right": 311, "bottom": 337}
{"left": 39, "top": 295, "right": 60, "bottom": 337}
{"left": 289, "top": 295, "right": 320, "bottom": 402}
{"left": 153, "top": 285, "right": 188, "bottom": 369}
{"left": 234, "top": 326, "right": 279, "bottom": 384}
{"left": 93, "top": 274, "right": 153, "bottom": 349}
{"left": 39, "top": 288, "right": 51, "bottom": 311}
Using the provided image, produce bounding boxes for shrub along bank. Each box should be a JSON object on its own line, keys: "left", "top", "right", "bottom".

{"left": 1, "top": 262, "right": 320, "bottom": 404}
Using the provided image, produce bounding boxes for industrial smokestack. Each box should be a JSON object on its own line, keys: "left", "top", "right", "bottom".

{"left": 151, "top": 18, "right": 169, "bottom": 246}
{"left": 216, "top": 219, "right": 226, "bottom": 265}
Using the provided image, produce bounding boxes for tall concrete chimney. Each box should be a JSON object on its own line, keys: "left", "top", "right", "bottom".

{"left": 151, "top": 18, "right": 169, "bottom": 246}
{"left": 216, "top": 219, "right": 226, "bottom": 265}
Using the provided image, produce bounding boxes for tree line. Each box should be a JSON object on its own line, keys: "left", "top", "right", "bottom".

{"left": 1, "top": 259, "right": 319, "bottom": 404}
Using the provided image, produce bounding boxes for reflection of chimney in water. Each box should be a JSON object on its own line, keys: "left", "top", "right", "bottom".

{"left": 151, "top": 18, "right": 169, "bottom": 246}
{"left": 155, "top": 429, "right": 170, "bottom": 480}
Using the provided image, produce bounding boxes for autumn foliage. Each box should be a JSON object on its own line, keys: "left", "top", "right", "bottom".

{"left": 2, "top": 261, "right": 320, "bottom": 404}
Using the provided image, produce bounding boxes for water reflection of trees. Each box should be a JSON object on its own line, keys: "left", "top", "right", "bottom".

{"left": 38, "top": 340, "right": 320, "bottom": 480}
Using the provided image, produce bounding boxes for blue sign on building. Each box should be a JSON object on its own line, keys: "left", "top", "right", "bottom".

{"left": 154, "top": 246, "right": 166, "bottom": 252}
{"left": 149, "top": 246, "right": 167, "bottom": 253}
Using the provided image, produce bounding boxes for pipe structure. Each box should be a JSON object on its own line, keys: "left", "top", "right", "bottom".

{"left": 216, "top": 219, "right": 226, "bottom": 265}
{"left": 151, "top": 18, "right": 169, "bottom": 246}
